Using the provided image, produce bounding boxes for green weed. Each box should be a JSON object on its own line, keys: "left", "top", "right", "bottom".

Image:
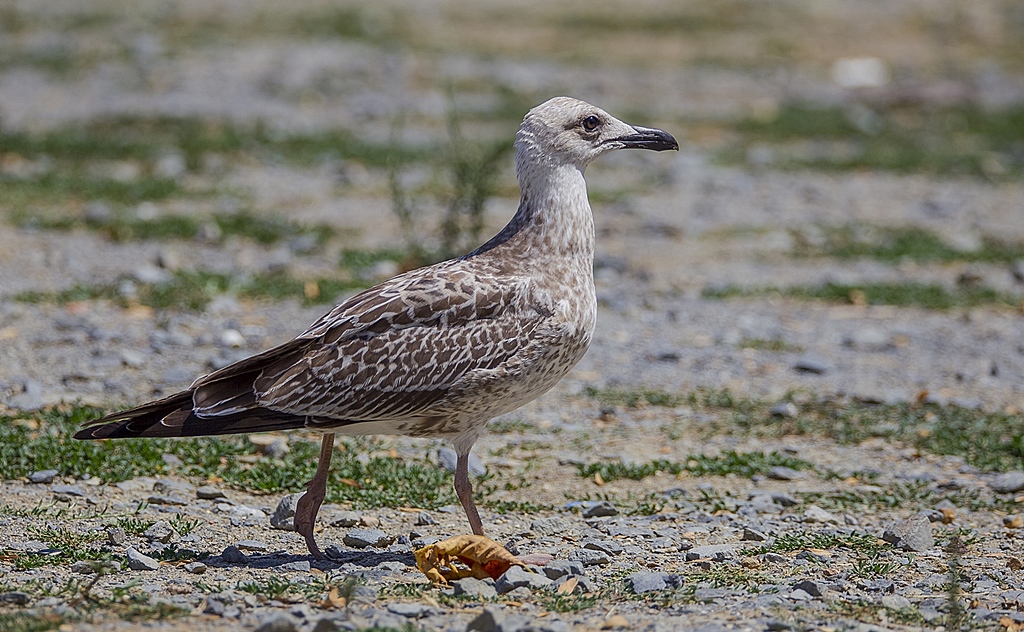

{"left": 577, "top": 451, "right": 813, "bottom": 482}
{"left": 703, "top": 281, "right": 1019, "bottom": 310}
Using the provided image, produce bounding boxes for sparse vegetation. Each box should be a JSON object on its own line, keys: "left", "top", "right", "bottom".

{"left": 703, "top": 281, "right": 1020, "bottom": 310}
{"left": 796, "top": 224, "right": 1024, "bottom": 264}
{"left": 577, "top": 451, "right": 813, "bottom": 482}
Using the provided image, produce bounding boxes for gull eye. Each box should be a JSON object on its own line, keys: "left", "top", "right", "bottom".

{"left": 581, "top": 115, "right": 601, "bottom": 132}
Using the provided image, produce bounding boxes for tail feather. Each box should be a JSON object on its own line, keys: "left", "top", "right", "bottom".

{"left": 74, "top": 390, "right": 309, "bottom": 439}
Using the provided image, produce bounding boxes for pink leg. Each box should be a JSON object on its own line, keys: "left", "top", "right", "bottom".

{"left": 455, "top": 451, "right": 484, "bottom": 536}
{"left": 294, "top": 433, "right": 334, "bottom": 558}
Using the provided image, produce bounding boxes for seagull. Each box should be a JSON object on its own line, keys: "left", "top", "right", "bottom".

{"left": 75, "top": 97, "right": 678, "bottom": 558}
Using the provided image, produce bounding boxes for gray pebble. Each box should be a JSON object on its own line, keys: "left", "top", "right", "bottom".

{"left": 415, "top": 511, "right": 436, "bottom": 526}
{"left": 628, "top": 571, "right": 670, "bottom": 593}
{"left": 254, "top": 613, "right": 299, "bottom": 632}
{"left": 770, "top": 402, "right": 798, "bottom": 418}
{"left": 802, "top": 505, "right": 840, "bottom": 523}
{"left": 204, "top": 598, "right": 225, "bottom": 616}
{"left": 542, "top": 559, "right": 585, "bottom": 580}
{"left": 0, "top": 592, "right": 30, "bottom": 605}
{"left": 278, "top": 561, "right": 311, "bottom": 572}
{"left": 686, "top": 544, "right": 736, "bottom": 561}
{"left": 196, "top": 485, "right": 227, "bottom": 500}
{"left": 495, "top": 565, "right": 553, "bottom": 594}
{"left": 71, "top": 560, "right": 95, "bottom": 574}
{"left": 343, "top": 529, "right": 393, "bottom": 548}
{"left": 881, "top": 594, "right": 912, "bottom": 609}
{"left": 568, "top": 548, "right": 610, "bottom": 566}
{"left": 767, "top": 466, "right": 802, "bottom": 481}
{"left": 466, "top": 606, "right": 504, "bottom": 632}
{"left": 326, "top": 510, "right": 361, "bottom": 527}
{"left": 184, "top": 562, "right": 207, "bottom": 574}
{"left": 28, "top": 469, "right": 59, "bottom": 484}
{"left": 147, "top": 494, "right": 189, "bottom": 506}
{"left": 220, "top": 545, "right": 249, "bottom": 564}
{"left": 52, "top": 484, "right": 86, "bottom": 497}
{"left": 144, "top": 520, "right": 180, "bottom": 543}
{"left": 453, "top": 576, "right": 498, "bottom": 599}
{"left": 107, "top": 527, "right": 126, "bottom": 546}
{"left": 270, "top": 492, "right": 303, "bottom": 530}
{"left": 235, "top": 540, "right": 268, "bottom": 551}
{"left": 126, "top": 547, "right": 160, "bottom": 571}
{"left": 742, "top": 527, "right": 768, "bottom": 541}
{"left": 793, "top": 579, "right": 827, "bottom": 597}
{"left": 583, "top": 540, "right": 623, "bottom": 555}
{"left": 793, "top": 356, "right": 830, "bottom": 374}
{"left": 386, "top": 602, "right": 434, "bottom": 618}
{"left": 530, "top": 516, "right": 573, "bottom": 536}
{"left": 883, "top": 516, "right": 934, "bottom": 552}
{"left": 581, "top": 500, "right": 618, "bottom": 518}
{"left": 991, "top": 471, "right": 1024, "bottom": 494}
{"left": 771, "top": 492, "right": 800, "bottom": 507}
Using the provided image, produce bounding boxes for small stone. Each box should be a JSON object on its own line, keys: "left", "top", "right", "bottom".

{"left": 581, "top": 500, "right": 618, "bottom": 518}
{"left": 184, "top": 562, "right": 207, "bottom": 574}
{"left": 742, "top": 527, "right": 768, "bottom": 542}
{"left": 359, "top": 515, "right": 380, "bottom": 528}
{"left": 628, "top": 571, "right": 669, "bottom": 593}
{"left": 1007, "top": 557, "right": 1023, "bottom": 571}
{"left": 603, "top": 614, "right": 630, "bottom": 629}
{"left": 530, "top": 516, "right": 572, "bottom": 536}
{"left": 789, "top": 588, "right": 812, "bottom": 601}
{"left": 52, "top": 484, "right": 86, "bottom": 497}
{"left": 436, "top": 447, "right": 487, "bottom": 476}
{"left": 453, "top": 576, "right": 498, "bottom": 599}
{"left": 1004, "top": 515, "right": 1023, "bottom": 529}
{"left": 343, "top": 529, "right": 393, "bottom": 548}
{"left": 583, "top": 540, "right": 623, "bottom": 555}
{"left": 771, "top": 492, "right": 800, "bottom": 507}
{"left": 326, "top": 510, "right": 361, "bottom": 527}
{"left": 220, "top": 545, "right": 249, "bottom": 564}
{"left": 387, "top": 602, "right": 434, "bottom": 618}
{"left": 881, "top": 594, "right": 912, "bottom": 610}
{"left": 466, "top": 606, "right": 504, "bottom": 632}
{"left": 803, "top": 505, "right": 839, "bottom": 523}
{"left": 143, "top": 520, "right": 180, "bottom": 543}
{"left": 126, "top": 548, "right": 160, "bottom": 571}
{"left": 883, "top": 516, "right": 935, "bottom": 552}
{"left": 279, "top": 561, "right": 311, "bottom": 572}
{"left": 495, "top": 565, "right": 553, "bottom": 594}
{"left": 767, "top": 466, "right": 802, "bottom": 481}
{"left": 197, "top": 485, "right": 227, "bottom": 500}
{"left": 71, "top": 560, "right": 95, "bottom": 574}
{"left": 793, "top": 357, "right": 830, "bottom": 374}
{"left": 0, "top": 592, "right": 30, "bottom": 605}
{"left": 270, "top": 493, "right": 303, "bottom": 530}
{"left": 991, "top": 471, "right": 1024, "bottom": 494}
{"left": 542, "top": 560, "right": 585, "bottom": 580}
{"left": 204, "top": 598, "right": 225, "bottom": 616}
{"left": 770, "top": 402, "right": 798, "bottom": 418}
{"left": 415, "top": 511, "right": 436, "bottom": 525}
{"left": 147, "top": 493, "right": 189, "bottom": 506}
{"left": 844, "top": 327, "right": 892, "bottom": 351}
{"left": 793, "top": 580, "right": 827, "bottom": 597}
{"left": 220, "top": 329, "right": 246, "bottom": 348}
{"left": 28, "top": 469, "right": 59, "bottom": 484}
{"left": 107, "top": 527, "right": 126, "bottom": 546}
{"left": 568, "top": 548, "right": 610, "bottom": 566}
{"left": 254, "top": 613, "right": 299, "bottom": 632}
{"left": 235, "top": 540, "right": 269, "bottom": 552}
{"left": 685, "top": 544, "right": 736, "bottom": 561}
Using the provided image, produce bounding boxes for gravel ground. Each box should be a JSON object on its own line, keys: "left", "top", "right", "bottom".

{"left": 2, "top": 1, "right": 1024, "bottom": 630}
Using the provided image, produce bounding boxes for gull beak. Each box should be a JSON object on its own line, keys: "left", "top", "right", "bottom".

{"left": 615, "top": 126, "right": 679, "bottom": 151}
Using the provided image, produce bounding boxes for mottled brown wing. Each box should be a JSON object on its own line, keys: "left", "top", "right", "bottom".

{"left": 195, "top": 261, "right": 550, "bottom": 422}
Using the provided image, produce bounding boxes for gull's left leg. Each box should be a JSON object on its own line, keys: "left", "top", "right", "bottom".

{"left": 294, "top": 432, "right": 335, "bottom": 558}
{"left": 454, "top": 451, "right": 484, "bottom": 536}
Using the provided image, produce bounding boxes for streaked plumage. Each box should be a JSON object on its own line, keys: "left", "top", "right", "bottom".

{"left": 75, "top": 97, "right": 678, "bottom": 557}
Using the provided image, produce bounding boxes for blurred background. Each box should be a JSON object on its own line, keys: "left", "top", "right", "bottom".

{"left": 1, "top": 0, "right": 1024, "bottom": 410}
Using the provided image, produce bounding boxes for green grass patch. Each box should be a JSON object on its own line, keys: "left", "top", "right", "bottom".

{"left": 723, "top": 103, "right": 1024, "bottom": 178}
{"left": 15, "top": 268, "right": 368, "bottom": 310}
{"left": 576, "top": 451, "right": 813, "bottom": 482}
{"left": 798, "top": 224, "right": 1024, "bottom": 263}
{"left": 738, "top": 337, "right": 802, "bottom": 352}
{"left": 0, "top": 405, "right": 459, "bottom": 511}
{"left": 12, "top": 208, "right": 335, "bottom": 245}
{"left": 0, "top": 116, "right": 425, "bottom": 173}
{"left": 2, "top": 172, "right": 181, "bottom": 207}
{"left": 746, "top": 530, "right": 889, "bottom": 556}
{"left": 582, "top": 386, "right": 686, "bottom": 409}
{"left": 703, "top": 281, "right": 1020, "bottom": 310}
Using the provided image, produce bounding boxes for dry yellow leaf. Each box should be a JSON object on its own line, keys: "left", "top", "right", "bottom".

{"left": 556, "top": 576, "right": 578, "bottom": 595}
{"left": 414, "top": 534, "right": 525, "bottom": 585}
{"left": 323, "top": 586, "right": 346, "bottom": 609}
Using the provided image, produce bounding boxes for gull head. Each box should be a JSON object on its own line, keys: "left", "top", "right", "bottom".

{"left": 516, "top": 97, "right": 678, "bottom": 171}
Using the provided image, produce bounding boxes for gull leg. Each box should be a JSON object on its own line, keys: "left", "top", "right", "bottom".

{"left": 294, "top": 432, "right": 334, "bottom": 559}
{"left": 455, "top": 451, "right": 484, "bottom": 536}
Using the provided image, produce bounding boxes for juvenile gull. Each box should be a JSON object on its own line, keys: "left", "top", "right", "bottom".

{"left": 75, "top": 97, "right": 678, "bottom": 558}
